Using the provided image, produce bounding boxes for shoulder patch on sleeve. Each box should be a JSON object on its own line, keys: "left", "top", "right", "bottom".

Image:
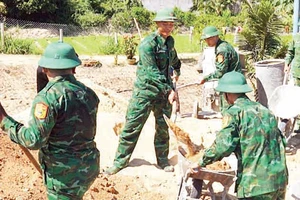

{"left": 34, "top": 103, "right": 49, "bottom": 120}
{"left": 222, "top": 115, "right": 230, "bottom": 128}
{"left": 217, "top": 54, "right": 224, "bottom": 63}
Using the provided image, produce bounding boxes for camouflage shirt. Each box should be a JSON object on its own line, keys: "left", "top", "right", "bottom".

{"left": 1, "top": 74, "right": 100, "bottom": 187}
{"left": 134, "top": 31, "right": 181, "bottom": 99}
{"left": 199, "top": 95, "right": 288, "bottom": 198}
{"left": 285, "top": 33, "right": 300, "bottom": 78}
{"left": 204, "top": 39, "right": 242, "bottom": 81}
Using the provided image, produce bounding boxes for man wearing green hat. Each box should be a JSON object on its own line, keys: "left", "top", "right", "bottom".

{"left": 189, "top": 71, "right": 288, "bottom": 199}
{"left": 198, "top": 26, "right": 243, "bottom": 112}
{"left": 105, "top": 7, "right": 181, "bottom": 175}
{"left": 284, "top": 24, "right": 300, "bottom": 133}
{"left": 0, "top": 41, "right": 100, "bottom": 199}
{"left": 199, "top": 26, "right": 242, "bottom": 83}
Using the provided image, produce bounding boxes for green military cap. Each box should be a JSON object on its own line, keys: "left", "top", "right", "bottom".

{"left": 215, "top": 71, "right": 253, "bottom": 93}
{"left": 38, "top": 41, "right": 81, "bottom": 69}
{"left": 153, "top": 8, "right": 177, "bottom": 22}
{"left": 201, "top": 26, "right": 220, "bottom": 39}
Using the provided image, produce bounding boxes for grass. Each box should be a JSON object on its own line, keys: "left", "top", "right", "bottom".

{"left": 30, "top": 33, "right": 293, "bottom": 56}
{"left": 32, "top": 33, "right": 203, "bottom": 56}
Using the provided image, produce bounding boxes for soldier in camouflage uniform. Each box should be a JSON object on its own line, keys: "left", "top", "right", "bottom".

{"left": 105, "top": 8, "right": 181, "bottom": 175}
{"left": 190, "top": 71, "right": 288, "bottom": 199}
{"left": 285, "top": 32, "right": 300, "bottom": 133}
{"left": 199, "top": 26, "right": 243, "bottom": 112}
{"left": 0, "top": 41, "right": 100, "bottom": 200}
{"left": 199, "top": 26, "right": 242, "bottom": 83}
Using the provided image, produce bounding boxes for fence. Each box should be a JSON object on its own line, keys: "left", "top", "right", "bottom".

{"left": 1, "top": 17, "right": 124, "bottom": 40}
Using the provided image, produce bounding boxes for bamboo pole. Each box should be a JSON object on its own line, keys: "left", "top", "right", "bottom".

{"left": 133, "top": 18, "right": 142, "bottom": 40}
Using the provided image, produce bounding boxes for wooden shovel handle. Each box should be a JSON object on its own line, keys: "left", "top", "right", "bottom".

{"left": 19, "top": 145, "right": 42, "bottom": 175}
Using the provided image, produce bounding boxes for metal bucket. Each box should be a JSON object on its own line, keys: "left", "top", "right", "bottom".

{"left": 255, "top": 59, "right": 284, "bottom": 108}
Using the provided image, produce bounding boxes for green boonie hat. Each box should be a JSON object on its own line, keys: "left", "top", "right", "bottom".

{"left": 201, "top": 26, "right": 220, "bottom": 39}
{"left": 153, "top": 8, "right": 177, "bottom": 22}
{"left": 215, "top": 71, "right": 253, "bottom": 93}
{"left": 38, "top": 41, "right": 81, "bottom": 69}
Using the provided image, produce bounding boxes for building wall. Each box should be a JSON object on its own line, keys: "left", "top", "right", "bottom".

{"left": 141, "top": 0, "right": 193, "bottom": 12}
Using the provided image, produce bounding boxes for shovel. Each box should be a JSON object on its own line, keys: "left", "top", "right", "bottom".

{"left": 170, "top": 68, "right": 180, "bottom": 123}
{"left": 163, "top": 114, "right": 191, "bottom": 200}
{"left": 19, "top": 145, "right": 42, "bottom": 175}
{"left": 171, "top": 80, "right": 180, "bottom": 123}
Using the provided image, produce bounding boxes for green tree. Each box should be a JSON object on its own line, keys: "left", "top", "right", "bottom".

{"left": 240, "top": 0, "right": 284, "bottom": 61}
{"left": 191, "top": 0, "right": 237, "bottom": 16}
{"left": 0, "top": 1, "right": 7, "bottom": 21}
{"left": 174, "top": 7, "right": 197, "bottom": 27}
{"left": 130, "top": 6, "right": 153, "bottom": 29}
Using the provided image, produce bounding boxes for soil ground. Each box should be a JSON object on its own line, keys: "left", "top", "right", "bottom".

{"left": 0, "top": 54, "right": 299, "bottom": 200}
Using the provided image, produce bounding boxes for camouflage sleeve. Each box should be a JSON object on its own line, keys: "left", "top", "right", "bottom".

{"left": 138, "top": 40, "right": 173, "bottom": 95}
{"left": 285, "top": 40, "right": 295, "bottom": 65}
{"left": 170, "top": 49, "right": 181, "bottom": 76}
{"left": 168, "top": 37, "right": 181, "bottom": 76}
{"left": 204, "top": 52, "right": 228, "bottom": 81}
{"left": 199, "top": 113, "right": 239, "bottom": 167}
{"left": 1, "top": 95, "right": 55, "bottom": 150}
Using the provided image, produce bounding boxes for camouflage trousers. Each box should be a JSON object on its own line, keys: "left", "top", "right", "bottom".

{"left": 47, "top": 185, "right": 89, "bottom": 200}
{"left": 45, "top": 171, "right": 98, "bottom": 200}
{"left": 40, "top": 150, "right": 100, "bottom": 200}
{"left": 113, "top": 94, "right": 172, "bottom": 168}
{"left": 239, "top": 188, "right": 286, "bottom": 200}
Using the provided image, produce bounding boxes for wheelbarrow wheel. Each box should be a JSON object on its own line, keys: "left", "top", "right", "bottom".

{"left": 192, "top": 100, "right": 199, "bottom": 118}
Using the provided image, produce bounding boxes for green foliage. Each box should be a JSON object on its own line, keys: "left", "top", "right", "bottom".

{"left": 0, "top": 35, "right": 33, "bottom": 54}
{"left": 122, "top": 34, "right": 138, "bottom": 59}
{"left": 0, "top": 2, "right": 7, "bottom": 16}
{"left": 76, "top": 12, "right": 106, "bottom": 28}
{"left": 191, "top": 8, "right": 248, "bottom": 37}
{"left": 173, "top": 7, "right": 197, "bottom": 27}
{"left": 14, "top": 0, "right": 57, "bottom": 14}
{"left": 130, "top": 7, "right": 153, "bottom": 29}
{"left": 193, "top": 13, "right": 227, "bottom": 35}
{"left": 98, "top": 36, "right": 121, "bottom": 55}
{"left": 111, "top": 11, "right": 133, "bottom": 32}
{"left": 240, "top": 0, "right": 284, "bottom": 62}
{"left": 273, "top": 34, "right": 292, "bottom": 58}
{"left": 191, "top": 0, "right": 237, "bottom": 16}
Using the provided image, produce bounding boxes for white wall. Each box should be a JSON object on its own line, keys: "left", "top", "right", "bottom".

{"left": 141, "top": 0, "right": 193, "bottom": 12}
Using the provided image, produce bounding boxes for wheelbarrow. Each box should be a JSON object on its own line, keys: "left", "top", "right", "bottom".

{"left": 163, "top": 115, "right": 236, "bottom": 200}
{"left": 192, "top": 80, "right": 221, "bottom": 119}
{"left": 268, "top": 85, "right": 300, "bottom": 138}
{"left": 177, "top": 149, "right": 236, "bottom": 200}
{"left": 188, "top": 168, "right": 236, "bottom": 200}
{"left": 268, "top": 85, "right": 300, "bottom": 153}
